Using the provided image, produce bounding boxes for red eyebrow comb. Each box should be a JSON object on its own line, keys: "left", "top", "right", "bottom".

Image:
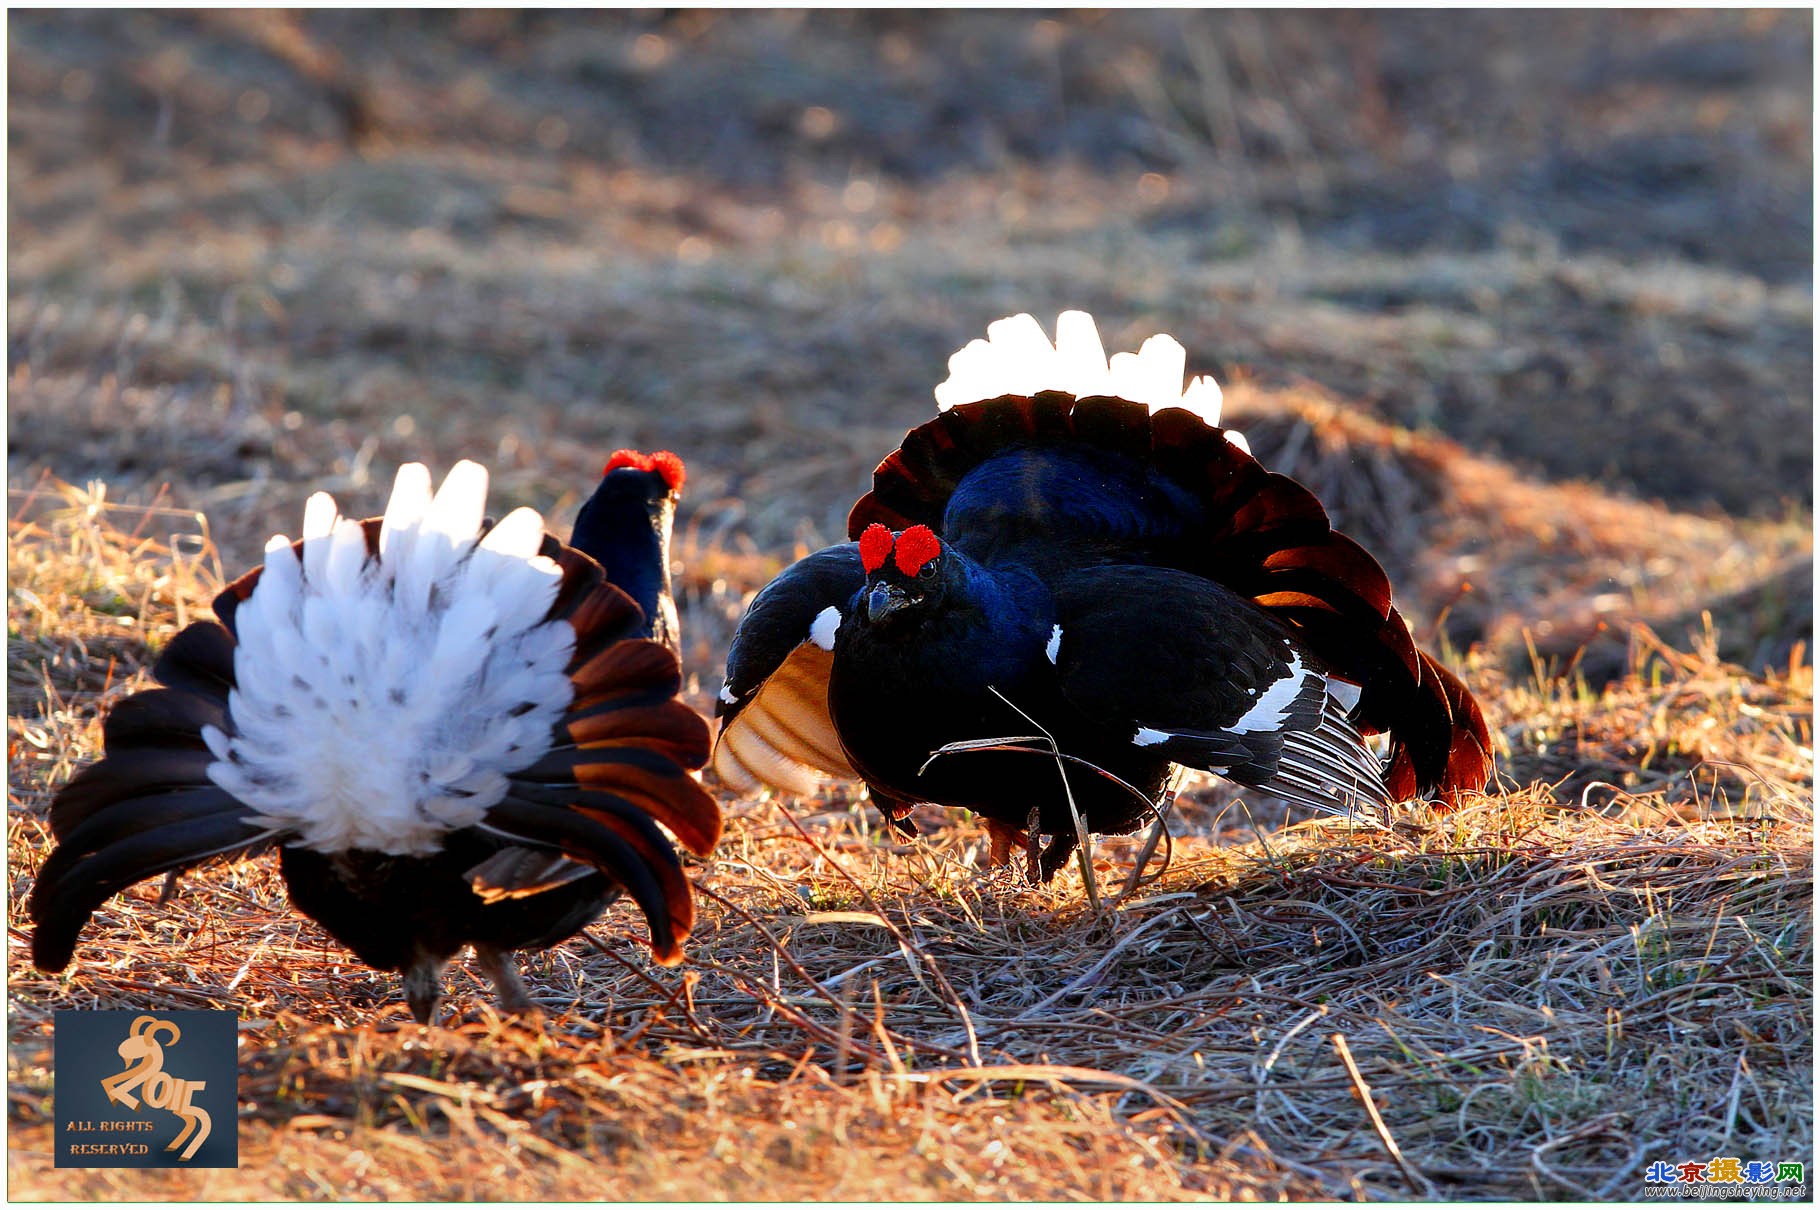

{"left": 603, "top": 449, "right": 686, "bottom": 492}
{"left": 858, "top": 523, "right": 894, "bottom": 574}
{"left": 894, "top": 525, "right": 941, "bottom": 575}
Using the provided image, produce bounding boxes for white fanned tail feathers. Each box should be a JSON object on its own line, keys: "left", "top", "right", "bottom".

{"left": 933, "top": 311, "right": 1248, "bottom": 454}
{"left": 203, "top": 461, "right": 577, "bottom": 856}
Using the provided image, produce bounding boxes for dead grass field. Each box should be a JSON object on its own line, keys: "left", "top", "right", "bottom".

{"left": 7, "top": 10, "right": 1812, "bottom": 1202}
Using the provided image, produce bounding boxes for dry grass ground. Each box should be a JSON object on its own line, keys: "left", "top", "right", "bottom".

{"left": 7, "top": 10, "right": 1813, "bottom": 1203}
{"left": 6, "top": 472, "right": 1811, "bottom": 1201}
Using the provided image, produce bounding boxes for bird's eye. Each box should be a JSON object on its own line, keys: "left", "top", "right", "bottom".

{"left": 917, "top": 561, "right": 937, "bottom": 579}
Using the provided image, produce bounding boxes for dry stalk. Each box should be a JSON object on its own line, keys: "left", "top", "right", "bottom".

{"left": 1330, "top": 1030, "right": 1435, "bottom": 1198}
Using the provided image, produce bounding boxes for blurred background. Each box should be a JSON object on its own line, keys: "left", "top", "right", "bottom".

{"left": 8, "top": 9, "right": 1813, "bottom": 685}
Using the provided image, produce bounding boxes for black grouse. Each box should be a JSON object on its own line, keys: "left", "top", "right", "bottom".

{"left": 30, "top": 457, "right": 720, "bottom": 1021}
{"left": 712, "top": 312, "right": 1491, "bottom": 878}
{"left": 570, "top": 449, "right": 686, "bottom": 653}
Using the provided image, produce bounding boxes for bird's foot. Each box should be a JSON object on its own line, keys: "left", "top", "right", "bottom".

{"left": 402, "top": 955, "right": 445, "bottom": 1024}
{"left": 474, "top": 944, "right": 539, "bottom": 1020}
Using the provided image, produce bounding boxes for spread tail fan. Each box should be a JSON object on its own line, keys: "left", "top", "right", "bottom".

{"left": 849, "top": 312, "right": 1491, "bottom": 801}
{"left": 1385, "top": 651, "right": 1493, "bottom": 805}
{"left": 30, "top": 620, "right": 283, "bottom": 972}
{"left": 212, "top": 500, "right": 720, "bottom": 963}
{"left": 31, "top": 461, "right": 721, "bottom": 973}
{"left": 476, "top": 540, "right": 719, "bottom": 964}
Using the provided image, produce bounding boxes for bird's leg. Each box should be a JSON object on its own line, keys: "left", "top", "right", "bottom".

{"left": 1020, "top": 800, "right": 1081, "bottom": 884}
{"left": 1036, "top": 830, "right": 1079, "bottom": 883}
{"left": 982, "top": 819, "right": 1027, "bottom": 868}
{"left": 473, "top": 944, "right": 536, "bottom": 1018}
{"left": 402, "top": 953, "right": 446, "bottom": 1024}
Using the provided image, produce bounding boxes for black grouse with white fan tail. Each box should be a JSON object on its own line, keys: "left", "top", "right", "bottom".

{"left": 714, "top": 312, "right": 1491, "bottom": 878}
{"left": 30, "top": 457, "right": 720, "bottom": 1022}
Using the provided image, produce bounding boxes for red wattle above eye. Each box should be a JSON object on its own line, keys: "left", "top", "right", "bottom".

{"left": 603, "top": 449, "right": 686, "bottom": 491}
{"left": 858, "top": 523, "right": 894, "bottom": 574}
{"left": 894, "top": 525, "right": 941, "bottom": 576}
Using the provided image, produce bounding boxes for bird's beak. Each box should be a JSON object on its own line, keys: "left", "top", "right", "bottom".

{"left": 865, "top": 583, "right": 910, "bottom": 623}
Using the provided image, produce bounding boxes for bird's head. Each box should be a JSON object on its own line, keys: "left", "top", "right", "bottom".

{"left": 577, "top": 449, "right": 685, "bottom": 548}
{"left": 597, "top": 449, "right": 685, "bottom": 508}
{"left": 571, "top": 450, "right": 687, "bottom": 612}
{"left": 857, "top": 522, "right": 947, "bottom": 626}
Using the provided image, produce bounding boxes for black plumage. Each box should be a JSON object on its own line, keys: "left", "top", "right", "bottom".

{"left": 570, "top": 449, "right": 685, "bottom": 653}
{"left": 714, "top": 320, "right": 1491, "bottom": 879}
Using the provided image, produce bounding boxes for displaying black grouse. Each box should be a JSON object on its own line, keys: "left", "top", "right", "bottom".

{"left": 713, "top": 312, "right": 1491, "bottom": 878}
{"left": 30, "top": 457, "right": 720, "bottom": 1021}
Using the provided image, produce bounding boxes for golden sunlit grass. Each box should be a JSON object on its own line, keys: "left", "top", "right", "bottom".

{"left": 8, "top": 487, "right": 1810, "bottom": 1201}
